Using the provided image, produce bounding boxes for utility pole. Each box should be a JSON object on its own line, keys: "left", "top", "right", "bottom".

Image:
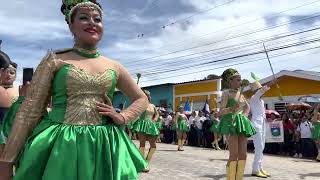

{"left": 0, "top": 40, "right": 2, "bottom": 50}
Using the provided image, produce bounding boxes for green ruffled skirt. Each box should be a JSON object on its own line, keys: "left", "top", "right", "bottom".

{"left": 209, "top": 120, "right": 220, "bottom": 133}
{"left": 126, "top": 120, "right": 135, "bottom": 130}
{"left": 155, "top": 119, "right": 163, "bottom": 130}
{"left": 218, "top": 113, "right": 256, "bottom": 137}
{"left": 132, "top": 119, "right": 159, "bottom": 136}
{"left": 313, "top": 121, "right": 320, "bottom": 140}
{"left": 177, "top": 120, "right": 189, "bottom": 132}
{"left": 14, "top": 119, "right": 148, "bottom": 180}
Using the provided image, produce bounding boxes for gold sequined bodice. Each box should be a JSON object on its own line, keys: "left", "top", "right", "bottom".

{"left": 63, "top": 65, "right": 115, "bottom": 125}
{"left": 141, "top": 104, "right": 156, "bottom": 120}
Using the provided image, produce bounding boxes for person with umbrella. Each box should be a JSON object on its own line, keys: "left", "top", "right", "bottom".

{"left": 249, "top": 75, "right": 275, "bottom": 178}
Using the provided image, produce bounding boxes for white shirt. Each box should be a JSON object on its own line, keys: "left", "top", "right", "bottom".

{"left": 195, "top": 116, "right": 206, "bottom": 129}
{"left": 188, "top": 115, "right": 197, "bottom": 126}
{"left": 249, "top": 86, "right": 270, "bottom": 131}
{"left": 164, "top": 115, "right": 172, "bottom": 126}
{"left": 297, "top": 121, "right": 313, "bottom": 138}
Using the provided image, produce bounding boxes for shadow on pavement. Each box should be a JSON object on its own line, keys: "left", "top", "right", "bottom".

{"left": 208, "top": 158, "right": 228, "bottom": 162}
{"left": 157, "top": 149, "right": 179, "bottom": 152}
{"left": 201, "top": 174, "right": 252, "bottom": 180}
{"left": 298, "top": 172, "right": 320, "bottom": 179}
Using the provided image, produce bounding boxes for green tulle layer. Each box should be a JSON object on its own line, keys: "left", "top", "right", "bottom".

{"left": 132, "top": 119, "right": 160, "bottom": 136}
{"left": 155, "top": 120, "right": 163, "bottom": 130}
{"left": 218, "top": 113, "right": 256, "bottom": 137}
{"left": 14, "top": 120, "right": 148, "bottom": 180}
{"left": 177, "top": 120, "right": 189, "bottom": 132}
{"left": 209, "top": 120, "right": 220, "bottom": 133}
{"left": 313, "top": 122, "right": 320, "bottom": 140}
{"left": 126, "top": 120, "right": 135, "bottom": 130}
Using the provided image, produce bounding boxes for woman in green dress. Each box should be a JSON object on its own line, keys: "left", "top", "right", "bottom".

{"left": 0, "top": 1, "right": 149, "bottom": 179}
{"left": 312, "top": 104, "right": 320, "bottom": 162}
{"left": 132, "top": 90, "right": 159, "bottom": 172}
{"left": 209, "top": 109, "right": 221, "bottom": 150}
{"left": 218, "top": 68, "right": 256, "bottom": 180}
{"left": 175, "top": 106, "right": 189, "bottom": 151}
{"left": 0, "top": 51, "right": 12, "bottom": 155}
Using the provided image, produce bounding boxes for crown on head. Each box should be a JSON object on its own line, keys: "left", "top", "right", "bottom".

{"left": 62, "top": 0, "right": 103, "bottom": 23}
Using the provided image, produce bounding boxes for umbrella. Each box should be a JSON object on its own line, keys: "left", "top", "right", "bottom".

{"left": 286, "top": 102, "right": 312, "bottom": 110}
{"left": 298, "top": 96, "right": 320, "bottom": 103}
{"left": 265, "top": 110, "right": 280, "bottom": 118}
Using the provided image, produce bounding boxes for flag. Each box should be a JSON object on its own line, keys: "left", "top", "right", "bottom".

{"left": 202, "top": 99, "right": 210, "bottom": 115}
{"left": 184, "top": 99, "right": 191, "bottom": 112}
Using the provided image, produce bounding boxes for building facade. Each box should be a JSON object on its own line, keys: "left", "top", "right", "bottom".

{"left": 244, "top": 70, "right": 320, "bottom": 113}
{"left": 173, "top": 79, "right": 221, "bottom": 112}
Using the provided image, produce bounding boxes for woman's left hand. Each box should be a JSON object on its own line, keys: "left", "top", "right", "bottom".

{"left": 96, "top": 101, "right": 125, "bottom": 125}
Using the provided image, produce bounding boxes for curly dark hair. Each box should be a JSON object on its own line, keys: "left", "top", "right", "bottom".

{"left": 60, "top": 0, "right": 103, "bottom": 24}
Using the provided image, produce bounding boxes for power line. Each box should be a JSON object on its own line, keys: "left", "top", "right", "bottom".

{"left": 124, "top": 12, "right": 320, "bottom": 65}
{"left": 119, "top": 0, "right": 320, "bottom": 61}
{"left": 127, "top": 26, "right": 320, "bottom": 73}
{"left": 139, "top": 44, "right": 320, "bottom": 83}
{"left": 139, "top": 37, "right": 320, "bottom": 76}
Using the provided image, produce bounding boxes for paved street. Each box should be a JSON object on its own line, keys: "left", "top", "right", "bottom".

{"left": 137, "top": 142, "right": 319, "bottom": 180}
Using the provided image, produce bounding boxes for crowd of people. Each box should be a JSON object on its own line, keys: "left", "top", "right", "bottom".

{"left": 129, "top": 106, "right": 320, "bottom": 159}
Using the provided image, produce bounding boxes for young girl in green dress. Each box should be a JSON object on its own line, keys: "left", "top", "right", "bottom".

{"left": 175, "top": 106, "right": 189, "bottom": 151}
{"left": 218, "top": 68, "right": 256, "bottom": 180}
{"left": 312, "top": 104, "right": 320, "bottom": 162}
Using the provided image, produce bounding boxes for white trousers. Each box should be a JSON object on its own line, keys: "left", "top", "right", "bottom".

{"left": 252, "top": 130, "right": 266, "bottom": 172}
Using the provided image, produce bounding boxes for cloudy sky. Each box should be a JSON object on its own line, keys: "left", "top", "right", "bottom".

{"left": 1, "top": 0, "right": 320, "bottom": 87}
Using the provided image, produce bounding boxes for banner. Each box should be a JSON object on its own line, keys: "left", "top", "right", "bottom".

{"left": 249, "top": 121, "right": 284, "bottom": 143}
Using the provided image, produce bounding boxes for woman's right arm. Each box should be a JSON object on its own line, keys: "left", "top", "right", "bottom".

{"left": 0, "top": 52, "right": 58, "bottom": 163}
{"left": 219, "top": 91, "right": 233, "bottom": 116}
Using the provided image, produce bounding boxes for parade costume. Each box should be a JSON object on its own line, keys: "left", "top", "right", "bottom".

{"left": 132, "top": 104, "right": 159, "bottom": 137}
{"left": 209, "top": 115, "right": 221, "bottom": 150}
{"left": 0, "top": 2, "right": 151, "bottom": 174}
{"left": 209, "top": 117, "right": 219, "bottom": 133}
{"left": 176, "top": 113, "right": 189, "bottom": 151}
{"left": 312, "top": 106, "right": 320, "bottom": 162}
{"left": 155, "top": 117, "right": 164, "bottom": 131}
{"left": 0, "top": 96, "right": 24, "bottom": 145}
{"left": 219, "top": 68, "right": 256, "bottom": 180}
{"left": 249, "top": 76, "right": 271, "bottom": 178}
{"left": 132, "top": 94, "right": 159, "bottom": 172}
{"left": 218, "top": 97, "right": 256, "bottom": 137}
{"left": 0, "top": 49, "right": 150, "bottom": 180}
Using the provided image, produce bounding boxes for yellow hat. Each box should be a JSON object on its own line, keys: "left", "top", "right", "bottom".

{"left": 250, "top": 81, "right": 262, "bottom": 91}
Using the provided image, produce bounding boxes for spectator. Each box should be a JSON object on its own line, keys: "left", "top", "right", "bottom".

{"left": 295, "top": 113, "right": 314, "bottom": 158}
{"left": 163, "top": 112, "right": 174, "bottom": 143}
{"left": 188, "top": 111, "right": 198, "bottom": 146}
{"left": 282, "top": 113, "right": 296, "bottom": 156}
{"left": 195, "top": 111, "right": 206, "bottom": 147}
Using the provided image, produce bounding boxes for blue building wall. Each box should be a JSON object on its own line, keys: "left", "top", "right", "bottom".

{"left": 113, "top": 84, "right": 173, "bottom": 110}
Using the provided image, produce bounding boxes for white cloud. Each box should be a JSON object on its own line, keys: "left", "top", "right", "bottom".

{"left": 1, "top": 0, "right": 320, "bottom": 87}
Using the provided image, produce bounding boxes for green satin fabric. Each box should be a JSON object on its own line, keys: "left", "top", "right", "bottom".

{"left": 155, "top": 118, "right": 163, "bottom": 130}
{"left": 2, "top": 96, "right": 25, "bottom": 140}
{"left": 177, "top": 116, "right": 189, "bottom": 132}
{"left": 218, "top": 98, "right": 256, "bottom": 137}
{"left": 313, "top": 121, "right": 320, "bottom": 140}
{"left": 132, "top": 117, "right": 160, "bottom": 136}
{"left": 209, "top": 119, "right": 220, "bottom": 133}
{"left": 14, "top": 65, "right": 147, "bottom": 180}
